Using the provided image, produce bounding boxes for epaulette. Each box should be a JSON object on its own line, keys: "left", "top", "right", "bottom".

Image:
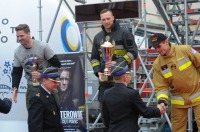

{"left": 36, "top": 93, "right": 40, "bottom": 97}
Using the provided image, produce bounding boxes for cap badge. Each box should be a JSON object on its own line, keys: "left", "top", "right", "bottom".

{"left": 151, "top": 36, "right": 158, "bottom": 42}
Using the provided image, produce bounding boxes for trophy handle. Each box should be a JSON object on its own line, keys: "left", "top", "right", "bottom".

{"left": 32, "top": 58, "right": 40, "bottom": 86}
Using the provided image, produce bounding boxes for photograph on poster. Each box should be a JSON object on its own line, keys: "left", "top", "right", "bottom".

{"left": 57, "top": 53, "right": 86, "bottom": 132}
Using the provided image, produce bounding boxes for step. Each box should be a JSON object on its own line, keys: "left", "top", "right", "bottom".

{"left": 137, "top": 70, "right": 152, "bottom": 75}
{"left": 141, "top": 98, "right": 157, "bottom": 103}
{"left": 167, "top": 8, "right": 200, "bottom": 16}
{"left": 161, "top": 0, "right": 200, "bottom": 4}
{"left": 191, "top": 40, "right": 200, "bottom": 46}
{"left": 139, "top": 61, "right": 154, "bottom": 66}
{"left": 137, "top": 80, "right": 150, "bottom": 84}
{"left": 140, "top": 53, "right": 159, "bottom": 58}
{"left": 173, "top": 19, "right": 199, "bottom": 26}
{"left": 139, "top": 118, "right": 162, "bottom": 124}
{"left": 88, "top": 123, "right": 105, "bottom": 128}
{"left": 178, "top": 30, "right": 200, "bottom": 36}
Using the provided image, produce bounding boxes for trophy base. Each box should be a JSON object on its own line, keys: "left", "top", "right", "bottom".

{"left": 100, "top": 74, "right": 108, "bottom": 82}
{"left": 32, "top": 82, "right": 40, "bottom": 86}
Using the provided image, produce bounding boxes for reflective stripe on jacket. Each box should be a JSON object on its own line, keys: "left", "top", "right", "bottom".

{"left": 91, "top": 20, "right": 138, "bottom": 78}
{"left": 153, "top": 43, "right": 200, "bottom": 108}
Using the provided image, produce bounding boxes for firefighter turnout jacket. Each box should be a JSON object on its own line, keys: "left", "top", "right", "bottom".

{"left": 153, "top": 43, "right": 200, "bottom": 108}
{"left": 91, "top": 20, "right": 138, "bottom": 80}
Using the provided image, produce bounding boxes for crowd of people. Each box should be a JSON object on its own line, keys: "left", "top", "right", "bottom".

{"left": 0, "top": 7, "right": 200, "bottom": 132}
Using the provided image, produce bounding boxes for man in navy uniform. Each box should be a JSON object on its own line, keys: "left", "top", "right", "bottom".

{"left": 0, "top": 93, "right": 12, "bottom": 114}
{"left": 28, "top": 67, "right": 64, "bottom": 132}
{"left": 102, "top": 61, "right": 166, "bottom": 131}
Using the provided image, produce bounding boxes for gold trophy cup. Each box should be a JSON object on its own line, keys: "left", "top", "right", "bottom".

{"left": 31, "top": 57, "right": 40, "bottom": 86}
{"left": 100, "top": 36, "right": 115, "bottom": 81}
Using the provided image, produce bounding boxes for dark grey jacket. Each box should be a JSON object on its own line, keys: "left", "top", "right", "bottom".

{"left": 28, "top": 87, "right": 64, "bottom": 132}
{"left": 91, "top": 20, "right": 138, "bottom": 78}
{"left": 103, "top": 83, "right": 161, "bottom": 132}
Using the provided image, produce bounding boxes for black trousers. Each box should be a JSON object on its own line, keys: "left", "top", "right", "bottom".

{"left": 98, "top": 82, "right": 114, "bottom": 131}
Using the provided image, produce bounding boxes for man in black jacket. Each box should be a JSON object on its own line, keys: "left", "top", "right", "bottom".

{"left": 102, "top": 61, "right": 166, "bottom": 132}
{"left": 90, "top": 8, "right": 138, "bottom": 126}
{"left": 0, "top": 93, "right": 12, "bottom": 114}
{"left": 28, "top": 67, "right": 64, "bottom": 132}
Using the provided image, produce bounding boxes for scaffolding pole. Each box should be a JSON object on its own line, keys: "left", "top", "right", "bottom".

{"left": 152, "top": 0, "right": 182, "bottom": 44}
{"left": 38, "top": 0, "right": 43, "bottom": 41}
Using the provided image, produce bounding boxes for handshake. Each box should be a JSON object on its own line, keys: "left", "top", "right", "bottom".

{"left": 157, "top": 103, "right": 166, "bottom": 115}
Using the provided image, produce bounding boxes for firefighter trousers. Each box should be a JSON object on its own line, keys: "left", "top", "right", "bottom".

{"left": 171, "top": 104, "right": 200, "bottom": 132}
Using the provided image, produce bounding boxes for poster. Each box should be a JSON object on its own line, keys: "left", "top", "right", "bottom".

{"left": 57, "top": 53, "right": 86, "bottom": 132}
